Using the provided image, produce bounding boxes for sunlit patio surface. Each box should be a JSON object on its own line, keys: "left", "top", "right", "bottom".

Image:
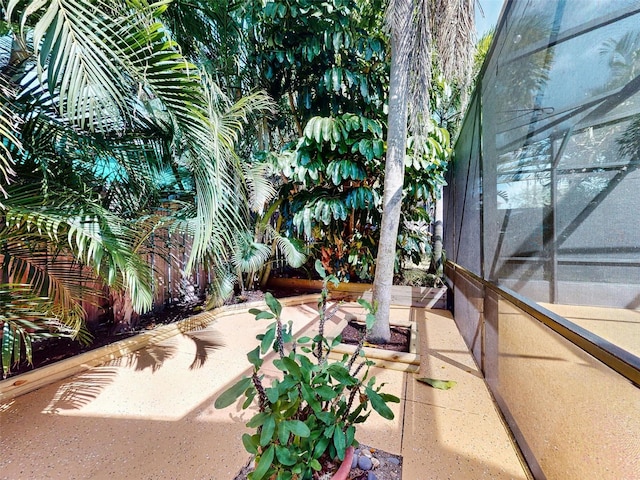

{"left": 0, "top": 297, "right": 529, "bottom": 479}
{"left": 540, "top": 303, "right": 640, "bottom": 358}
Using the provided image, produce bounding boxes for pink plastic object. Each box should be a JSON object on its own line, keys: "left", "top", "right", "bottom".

{"left": 331, "top": 446, "right": 355, "bottom": 480}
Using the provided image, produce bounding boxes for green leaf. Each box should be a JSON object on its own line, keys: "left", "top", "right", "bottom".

{"left": 264, "top": 2, "right": 277, "bottom": 18}
{"left": 264, "top": 292, "right": 282, "bottom": 317}
{"left": 365, "top": 313, "right": 376, "bottom": 331}
{"left": 303, "top": 117, "right": 317, "bottom": 140}
{"left": 281, "top": 356, "right": 302, "bottom": 377}
{"left": 331, "top": 68, "right": 342, "bottom": 92}
{"left": 333, "top": 427, "right": 346, "bottom": 459}
{"left": 261, "top": 326, "right": 276, "bottom": 354}
{"left": 242, "top": 433, "right": 259, "bottom": 454}
{"left": 255, "top": 311, "right": 275, "bottom": 320}
{"left": 284, "top": 420, "right": 311, "bottom": 438}
{"left": 275, "top": 445, "right": 298, "bottom": 466}
{"left": 331, "top": 121, "right": 342, "bottom": 143}
{"left": 327, "top": 363, "right": 356, "bottom": 385}
{"left": 214, "top": 377, "right": 253, "bottom": 409}
{"left": 323, "top": 424, "right": 336, "bottom": 438}
{"left": 301, "top": 383, "right": 321, "bottom": 412}
{"left": 313, "top": 117, "right": 324, "bottom": 144}
{"left": 247, "top": 346, "right": 263, "bottom": 369}
{"left": 251, "top": 445, "right": 275, "bottom": 480}
{"left": 247, "top": 412, "right": 269, "bottom": 428}
{"left": 278, "top": 418, "right": 291, "bottom": 445}
{"left": 2, "top": 322, "right": 13, "bottom": 378}
{"left": 315, "top": 385, "right": 338, "bottom": 400}
{"left": 243, "top": 388, "right": 257, "bottom": 409}
{"left": 378, "top": 392, "right": 401, "bottom": 403}
{"left": 332, "top": 31, "right": 342, "bottom": 51}
{"left": 312, "top": 435, "right": 330, "bottom": 459}
{"left": 365, "top": 386, "right": 395, "bottom": 420}
{"left": 373, "top": 139, "right": 385, "bottom": 157}
{"left": 266, "top": 385, "right": 280, "bottom": 404}
{"left": 282, "top": 393, "right": 301, "bottom": 416}
{"left": 416, "top": 377, "right": 457, "bottom": 390}
{"left": 357, "top": 298, "right": 373, "bottom": 311}
{"left": 309, "top": 458, "right": 322, "bottom": 471}
{"left": 348, "top": 115, "right": 361, "bottom": 131}
{"left": 260, "top": 415, "right": 276, "bottom": 446}
{"left": 322, "top": 117, "right": 333, "bottom": 141}
{"left": 345, "top": 425, "right": 356, "bottom": 447}
{"left": 360, "top": 80, "right": 369, "bottom": 99}
{"left": 315, "top": 259, "right": 326, "bottom": 278}
{"left": 316, "top": 411, "right": 335, "bottom": 425}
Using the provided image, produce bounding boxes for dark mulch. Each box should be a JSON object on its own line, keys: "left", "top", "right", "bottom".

{"left": 339, "top": 321, "right": 410, "bottom": 353}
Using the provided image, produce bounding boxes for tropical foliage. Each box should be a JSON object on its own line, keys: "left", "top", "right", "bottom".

{"left": 278, "top": 113, "right": 385, "bottom": 280}
{"left": 248, "top": 0, "right": 451, "bottom": 283}
{"left": 0, "top": 0, "right": 472, "bottom": 375}
{"left": 0, "top": 0, "right": 273, "bottom": 376}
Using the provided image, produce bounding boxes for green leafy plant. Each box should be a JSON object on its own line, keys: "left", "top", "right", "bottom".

{"left": 214, "top": 260, "right": 399, "bottom": 480}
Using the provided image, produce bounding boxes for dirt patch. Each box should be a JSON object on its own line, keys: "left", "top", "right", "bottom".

{"left": 233, "top": 445, "right": 402, "bottom": 480}
{"left": 339, "top": 321, "right": 410, "bottom": 353}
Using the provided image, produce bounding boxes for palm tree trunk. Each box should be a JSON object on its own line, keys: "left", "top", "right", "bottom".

{"left": 370, "top": 0, "right": 413, "bottom": 343}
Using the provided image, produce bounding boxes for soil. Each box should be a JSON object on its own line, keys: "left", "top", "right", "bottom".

{"left": 339, "top": 321, "right": 411, "bottom": 353}
{"left": 233, "top": 444, "right": 402, "bottom": 480}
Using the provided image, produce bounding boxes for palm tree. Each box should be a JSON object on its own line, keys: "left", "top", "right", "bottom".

{"left": 369, "top": 0, "right": 475, "bottom": 342}
{"left": 0, "top": 0, "right": 273, "bottom": 375}
{"left": 6, "top": 0, "right": 275, "bottom": 269}
{"left": 599, "top": 32, "right": 640, "bottom": 90}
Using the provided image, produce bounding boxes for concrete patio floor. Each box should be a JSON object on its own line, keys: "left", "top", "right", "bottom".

{"left": 0, "top": 298, "right": 530, "bottom": 479}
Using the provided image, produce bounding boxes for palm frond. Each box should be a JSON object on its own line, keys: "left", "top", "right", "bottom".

{"left": 7, "top": 0, "right": 274, "bottom": 305}
{"left": 184, "top": 78, "right": 274, "bottom": 273}
{"left": 274, "top": 234, "right": 307, "bottom": 269}
{"left": 387, "top": 0, "right": 475, "bottom": 150}
{"left": 232, "top": 230, "right": 271, "bottom": 273}
{"left": 3, "top": 186, "right": 154, "bottom": 313}
{"left": 0, "top": 73, "right": 20, "bottom": 197}
{"left": 0, "top": 225, "right": 94, "bottom": 342}
{"left": 12, "top": 70, "right": 175, "bottom": 217}
{"left": 431, "top": 0, "right": 476, "bottom": 84}
{"left": 209, "top": 85, "right": 275, "bottom": 148}
{"left": 7, "top": 0, "right": 206, "bottom": 134}
{"left": 408, "top": 0, "right": 432, "bottom": 145}
{"left": 204, "top": 266, "right": 235, "bottom": 309}
{"left": 8, "top": 0, "right": 136, "bottom": 131}
{"left": 0, "top": 284, "right": 85, "bottom": 378}
{"left": 242, "top": 161, "right": 277, "bottom": 215}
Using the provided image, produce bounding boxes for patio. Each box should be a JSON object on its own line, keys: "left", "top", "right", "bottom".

{"left": 0, "top": 298, "right": 529, "bottom": 479}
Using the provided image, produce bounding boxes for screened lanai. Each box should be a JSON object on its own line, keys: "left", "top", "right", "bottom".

{"left": 445, "top": 1, "right": 640, "bottom": 478}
